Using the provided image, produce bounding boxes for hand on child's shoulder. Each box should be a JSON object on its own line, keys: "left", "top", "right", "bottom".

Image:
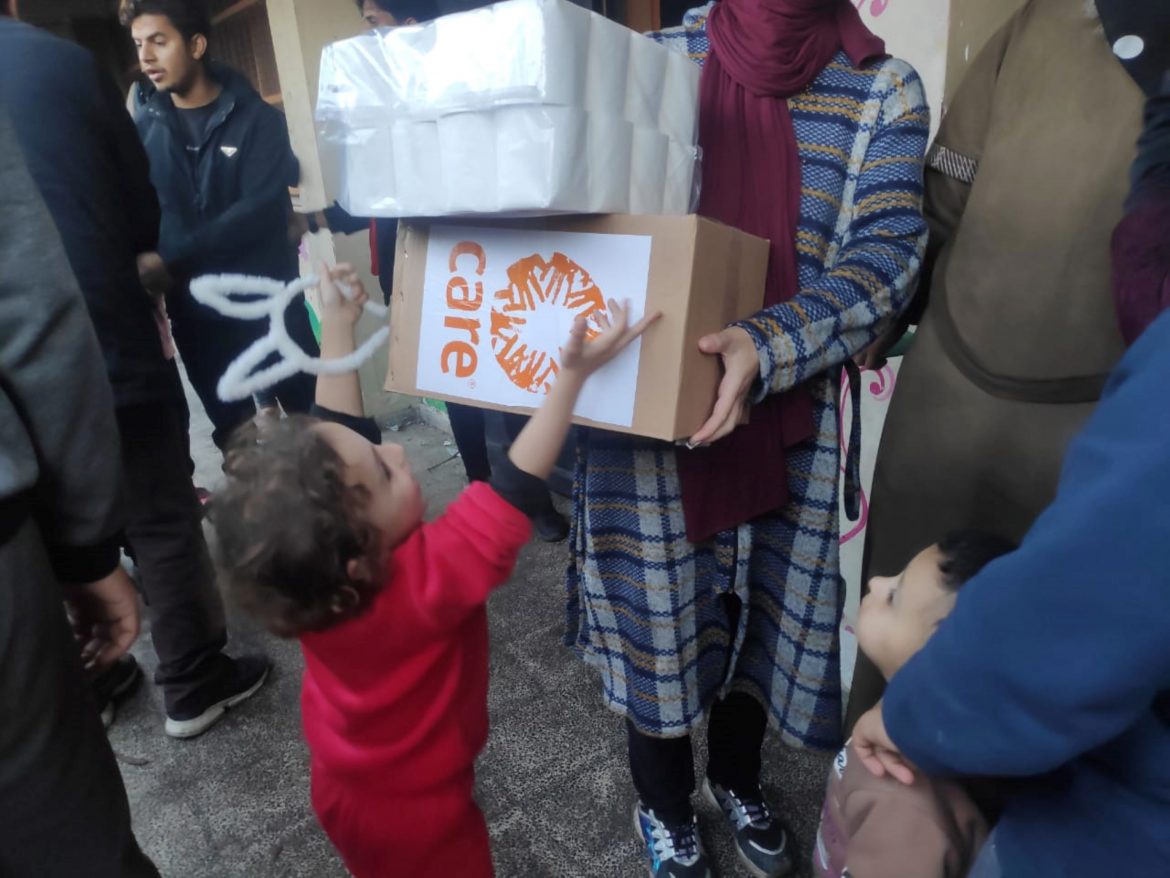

{"left": 317, "top": 261, "right": 368, "bottom": 329}
{"left": 560, "top": 298, "right": 661, "bottom": 378}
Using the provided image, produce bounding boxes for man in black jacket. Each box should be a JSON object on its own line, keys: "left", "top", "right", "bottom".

{"left": 0, "top": 104, "right": 158, "bottom": 878}
{"left": 124, "top": 0, "right": 319, "bottom": 450}
{"left": 0, "top": 8, "right": 268, "bottom": 739}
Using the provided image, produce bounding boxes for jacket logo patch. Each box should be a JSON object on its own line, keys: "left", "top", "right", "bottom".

{"left": 220, "top": 146, "right": 239, "bottom": 158}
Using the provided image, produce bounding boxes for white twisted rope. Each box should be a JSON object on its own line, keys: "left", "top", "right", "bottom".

{"left": 188, "top": 273, "right": 390, "bottom": 403}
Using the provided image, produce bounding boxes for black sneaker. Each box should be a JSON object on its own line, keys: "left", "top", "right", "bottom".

{"left": 164, "top": 655, "right": 270, "bottom": 739}
{"left": 703, "top": 779, "right": 793, "bottom": 878}
{"left": 92, "top": 654, "right": 144, "bottom": 729}
{"left": 633, "top": 802, "right": 713, "bottom": 878}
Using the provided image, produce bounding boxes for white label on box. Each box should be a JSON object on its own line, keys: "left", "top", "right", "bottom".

{"left": 416, "top": 225, "right": 652, "bottom": 427}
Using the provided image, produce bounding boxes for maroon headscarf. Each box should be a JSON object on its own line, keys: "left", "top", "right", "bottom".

{"left": 676, "top": 0, "right": 885, "bottom": 542}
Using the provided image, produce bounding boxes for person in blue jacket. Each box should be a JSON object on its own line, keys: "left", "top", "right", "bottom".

{"left": 852, "top": 304, "right": 1170, "bottom": 876}
{"left": 122, "top": 0, "right": 319, "bottom": 451}
{"left": 850, "top": 33, "right": 1170, "bottom": 867}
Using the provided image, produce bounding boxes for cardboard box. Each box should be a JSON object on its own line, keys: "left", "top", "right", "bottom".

{"left": 386, "top": 214, "right": 768, "bottom": 441}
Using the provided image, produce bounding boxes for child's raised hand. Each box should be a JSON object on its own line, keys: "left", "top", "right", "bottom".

{"left": 560, "top": 298, "right": 660, "bottom": 379}
{"left": 317, "top": 262, "right": 368, "bottom": 330}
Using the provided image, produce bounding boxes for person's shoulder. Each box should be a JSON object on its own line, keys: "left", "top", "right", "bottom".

{"left": 217, "top": 65, "right": 279, "bottom": 119}
{"left": 648, "top": 2, "right": 711, "bottom": 54}
{"left": 866, "top": 56, "right": 929, "bottom": 127}
{"left": 0, "top": 17, "right": 94, "bottom": 76}
{"left": 0, "top": 16, "right": 73, "bottom": 54}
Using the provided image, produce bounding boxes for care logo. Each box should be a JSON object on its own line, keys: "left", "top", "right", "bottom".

{"left": 490, "top": 252, "right": 606, "bottom": 394}
{"left": 440, "top": 240, "right": 607, "bottom": 395}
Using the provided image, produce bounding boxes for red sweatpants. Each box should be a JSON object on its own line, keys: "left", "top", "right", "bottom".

{"left": 312, "top": 768, "right": 493, "bottom": 878}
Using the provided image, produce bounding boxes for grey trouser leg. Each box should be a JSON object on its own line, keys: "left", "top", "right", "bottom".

{"left": 117, "top": 397, "right": 227, "bottom": 715}
{"left": 0, "top": 518, "right": 158, "bottom": 878}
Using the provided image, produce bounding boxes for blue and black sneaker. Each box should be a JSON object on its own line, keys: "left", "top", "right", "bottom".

{"left": 633, "top": 801, "right": 713, "bottom": 878}
{"left": 703, "top": 779, "right": 793, "bottom": 878}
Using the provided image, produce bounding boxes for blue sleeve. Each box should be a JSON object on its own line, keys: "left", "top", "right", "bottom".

{"left": 738, "top": 62, "right": 929, "bottom": 399}
{"left": 163, "top": 104, "right": 297, "bottom": 272}
{"left": 883, "top": 314, "right": 1170, "bottom": 777}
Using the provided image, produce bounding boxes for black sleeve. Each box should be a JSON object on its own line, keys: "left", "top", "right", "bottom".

{"left": 488, "top": 454, "right": 551, "bottom": 520}
{"left": 1129, "top": 88, "right": 1170, "bottom": 201}
{"left": 323, "top": 202, "right": 373, "bottom": 235}
{"left": 93, "top": 56, "right": 160, "bottom": 256}
{"left": 310, "top": 403, "right": 382, "bottom": 445}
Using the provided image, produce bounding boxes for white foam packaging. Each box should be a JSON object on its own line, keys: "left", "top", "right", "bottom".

{"left": 316, "top": 0, "right": 701, "bottom": 217}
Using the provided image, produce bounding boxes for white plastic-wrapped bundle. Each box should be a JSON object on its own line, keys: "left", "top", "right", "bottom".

{"left": 315, "top": 0, "right": 701, "bottom": 218}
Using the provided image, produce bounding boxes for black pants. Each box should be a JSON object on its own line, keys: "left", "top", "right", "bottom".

{"left": 628, "top": 693, "right": 769, "bottom": 825}
{"left": 0, "top": 518, "right": 158, "bottom": 878}
{"left": 446, "top": 404, "right": 527, "bottom": 483}
{"left": 627, "top": 595, "right": 769, "bottom": 825}
{"left": 116, "top": 386, "right": 228, "bottom": 716}
{"left": 168, "top": 288, "right": 318, "bottom": 450}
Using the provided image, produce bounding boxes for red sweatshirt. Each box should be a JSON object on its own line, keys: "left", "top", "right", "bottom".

{"left": 299, "top": 482, "right": 531, "bottom": 795}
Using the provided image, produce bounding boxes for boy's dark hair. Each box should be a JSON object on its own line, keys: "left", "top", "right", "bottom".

{"left": 210, "top": 417, "right": 384, "bottom": 638}
{"left": 119, "top": 0, "right": 211, "bottom": 43}
{"left": 354, "top": 0, "right": 440, "bottom": 23}
{"left": 936, "top": 530, "right": 1018, "bottom": 591}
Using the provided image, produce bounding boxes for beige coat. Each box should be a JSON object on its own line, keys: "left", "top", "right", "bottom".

{"left": 847, "top": 0, "right": 1144, "bottom": 726}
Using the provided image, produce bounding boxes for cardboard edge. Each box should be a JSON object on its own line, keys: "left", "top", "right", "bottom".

{"left": 630, "top": 214, "right": 697, "bottom": 441}
{"left": 672, "top": 217, "right": 770, "bottom": 439}
{"left": 385, "top": 220, "right": 428, "bottom": 394}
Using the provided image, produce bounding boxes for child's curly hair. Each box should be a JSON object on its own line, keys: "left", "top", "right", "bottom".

{"left": 210, "top": 417, "right": 385, "bottom": 638}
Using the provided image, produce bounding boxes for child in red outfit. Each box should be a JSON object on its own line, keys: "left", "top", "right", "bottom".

{"left": 212, "top": 264, "right": 656, "bottom": 878}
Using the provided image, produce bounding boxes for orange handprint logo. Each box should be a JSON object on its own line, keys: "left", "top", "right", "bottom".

{"left": 490, "top": 252, "right": 607, "bottom": 394}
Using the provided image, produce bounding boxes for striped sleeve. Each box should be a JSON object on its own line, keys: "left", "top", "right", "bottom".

{"left": 739, "top": 61, "right": 929, "bottom": 399}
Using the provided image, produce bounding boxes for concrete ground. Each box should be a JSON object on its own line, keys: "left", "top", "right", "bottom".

{"left": 108, "top": 382, "right": 832, "bottom": 877}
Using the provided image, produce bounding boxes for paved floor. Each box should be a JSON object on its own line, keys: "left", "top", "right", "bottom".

{"left": 109, "top": 383, "right": 832, "bottom": 877}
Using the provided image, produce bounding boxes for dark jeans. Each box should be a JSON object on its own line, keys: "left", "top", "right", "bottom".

{"left": 0, "top": 518, "right": 158, "bottom": 878}
{"left": 446, "top": 404, "right": 526, "bottom": 483}
{"left": 627, "top": 594, "right": 769, "bottom": 824}
{"left": 168, "top": 288, "right": 318, "bottom": 450}
{"left": 116, "top": 388, "right": 228, "bottom": 715}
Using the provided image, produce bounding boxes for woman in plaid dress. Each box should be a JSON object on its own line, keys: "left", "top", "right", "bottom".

{"left": 564, "top": 2, "right": 928, "bottom": 875}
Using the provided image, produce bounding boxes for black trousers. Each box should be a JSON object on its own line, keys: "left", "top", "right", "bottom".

{"left": 168, "top": 288, "right": 318, "bottom": 450}
{"left": 116, "top": 386, "right": 227, "bottom": 715}
{"left": 627, "top": 595, "right": 769, "bottom": 825}
{"left": 0, "top": 518, "right": 158, "bottom": 878}
{"left": 446, "top": 404, "right": 527, "bottom": 483}
{"left": 627, "top": 693, "right": 769, "bottom": 825}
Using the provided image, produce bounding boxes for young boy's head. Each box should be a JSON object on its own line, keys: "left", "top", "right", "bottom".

{"left": 211, "top": 417, "right": 425, "bottom": 638}
{"left": 354, "top": 0, "right": 438, "bottom": 29}
{"left": 857, "top": 530, "right": 1017, "bottom": 680}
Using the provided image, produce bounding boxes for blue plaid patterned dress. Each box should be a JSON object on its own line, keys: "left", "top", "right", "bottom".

{"left": 564, "top": 5, "right": 929, "bottom": 752}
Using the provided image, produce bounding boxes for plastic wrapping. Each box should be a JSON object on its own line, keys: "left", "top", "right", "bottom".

{"left": 316, "top": 0, "right": 700, "bottom": 217}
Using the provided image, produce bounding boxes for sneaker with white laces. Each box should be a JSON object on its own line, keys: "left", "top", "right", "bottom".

{"left": 632, "top": 801, "right": 713, "bottom": 878}
{"left": 702, "top": 779, "right": 793, "bottom": 878}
